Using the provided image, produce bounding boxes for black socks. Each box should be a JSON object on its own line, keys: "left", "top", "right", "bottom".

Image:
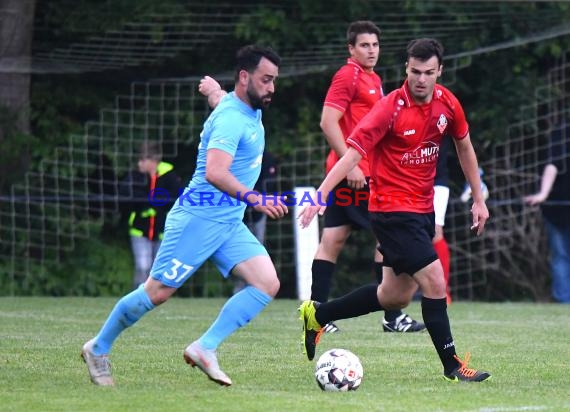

{"left": 311, "top": 259, "right": 336, "bottom": 302}
{"left": 421, "top": 296, "right": 458, "bottom": 374}
{"left": 315, "top": 284, "right": 382, "bottom": 326}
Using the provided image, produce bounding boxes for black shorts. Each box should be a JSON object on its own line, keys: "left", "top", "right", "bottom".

{"left": 323, "top": 180, "right": 370, "bottom": 230}
{"left": 369, "top": 211, "right": 438, "bottom": 275}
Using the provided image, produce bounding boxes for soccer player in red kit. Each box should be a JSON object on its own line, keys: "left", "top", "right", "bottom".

{"left": 299, "top": 38, "right": 491, "bottom": 382}
{"left": 310, "top": 20, "right": 424, "bottom": 333}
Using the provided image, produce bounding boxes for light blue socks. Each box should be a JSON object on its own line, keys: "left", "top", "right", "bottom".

{"left": 92, "top": 284, "right": 155, "bottom": 355}
{"left": 199, "top": 286, "right": 272, "bottom": 350}
{"left": 90, "top": 285, "right": 271, "bottom": 354}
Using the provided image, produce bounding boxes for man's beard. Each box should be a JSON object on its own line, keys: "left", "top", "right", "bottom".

{"left": 247, "top": 83, "right": 272, "bottom": 110}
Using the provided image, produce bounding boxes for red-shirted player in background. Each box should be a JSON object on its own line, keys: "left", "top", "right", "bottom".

{"left": 299, "top": 38, "right": 491, "bottom": 382}
{"left": 310, "top": 20, "right": 424, "bottom": 333}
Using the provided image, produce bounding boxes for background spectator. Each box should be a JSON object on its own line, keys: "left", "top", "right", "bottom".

{"left": 524, "top": 121, "right": 570, "bottom": 303}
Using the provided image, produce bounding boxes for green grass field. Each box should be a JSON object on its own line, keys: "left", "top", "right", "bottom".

{"left": 1, "top": 297, "right": 569, "bottom": 412}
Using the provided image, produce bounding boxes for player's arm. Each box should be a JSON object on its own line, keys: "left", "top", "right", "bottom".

{"left": 199, "top": 76, "right": 227, "bottom": 109}
{"left": 298, "top": 147, "right": 362, "bottom": 227}
{"left": 320, "top": 106, "right": 349, "bottom": 158}
{"left": 205, "top": 149, "right": 287, "bottom": 219}
{"left": 320, "top": 106, "right": 366, "bottom": 189}
{"left": 523, "top": 164, "right": 557, "bottom": 205}
{"left": 453, "top": 133, "right": 489, "bottom": 235}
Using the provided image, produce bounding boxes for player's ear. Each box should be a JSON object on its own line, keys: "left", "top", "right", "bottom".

{"left": 238, "top": 69, "right": 249, "bottom": 86}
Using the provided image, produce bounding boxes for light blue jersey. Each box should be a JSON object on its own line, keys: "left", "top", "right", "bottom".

{"left": 150, "top": 91, "right": 269, "bottom": 285}
{"left": 176, "top": 92, "right": 264, "bottom": 222}
{"left": 88, "top": 52, "right": 278, "bottom": 365}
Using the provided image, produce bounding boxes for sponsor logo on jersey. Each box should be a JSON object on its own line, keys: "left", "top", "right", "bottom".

{"left": 403, "top": 129, "right": 416, "bottom": 136}
{"left": 401, "top": 141, "right": 439, "bottom": 166}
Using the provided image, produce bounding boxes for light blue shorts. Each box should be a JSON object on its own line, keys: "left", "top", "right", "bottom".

{"left": 150, "top": 207, "right": 268, "bottom": 288}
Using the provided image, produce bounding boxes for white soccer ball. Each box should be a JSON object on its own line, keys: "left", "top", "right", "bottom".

{"left": 314, "top": 348, "right": 364, "bottom": 392}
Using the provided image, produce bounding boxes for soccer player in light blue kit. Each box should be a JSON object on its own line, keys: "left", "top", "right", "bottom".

{"left": 81, "top": 45, "right": 288, "bottom": 387}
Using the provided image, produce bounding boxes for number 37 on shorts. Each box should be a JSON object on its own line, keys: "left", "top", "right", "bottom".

{"left": 163, "top": 258, "right": 195, "bottom": 284}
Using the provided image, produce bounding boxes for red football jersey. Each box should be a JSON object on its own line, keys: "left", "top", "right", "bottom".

{"left": 323, "top": 58, "right": 383, "bottom": 176}
{"left": 347, "top": 80, "right": 469, "bottom": 213}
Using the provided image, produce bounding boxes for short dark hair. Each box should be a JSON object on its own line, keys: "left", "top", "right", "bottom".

{"left": 346, "top": 21, "right": 381, "bottom": 46}
{"left": 138, "top": 141, "right": 162, "bottom": 161}
{"left": 234, "top": 45, "right": 281, "bottom": 82}
{"left": 406, "top": 38, "right": 444, "bottom": 66}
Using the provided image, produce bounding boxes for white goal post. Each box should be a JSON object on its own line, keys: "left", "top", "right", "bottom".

{"left": 293, "top": 186, "right": 320, "bottom": 301}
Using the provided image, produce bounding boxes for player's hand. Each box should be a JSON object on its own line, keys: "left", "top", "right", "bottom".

{"left": 523, "top": 192, "right": 547, "bottom": 206}
{"left": 250, "top": 193, "right": 289, "bottom": 220}
{"left": 199, "top": 76, "right": 222, "bottom": 97}
{"left": 298, "top": 203, "right": 326, "bottom": 228}
{"left": 470, "top": 199, "right": 489, "bottom": 236}
{"left": 346, "top": 166, "right": 366, "bottom": 190}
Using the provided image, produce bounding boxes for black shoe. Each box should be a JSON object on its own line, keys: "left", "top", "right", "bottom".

{"left": 443, "top": 353, "right": 491, "bottom": 382}
{"left": 323, "top": 322, "right": 340, "bottom": 333}
{"left": 382, "top": 313, "right": 426, "bottom": 333}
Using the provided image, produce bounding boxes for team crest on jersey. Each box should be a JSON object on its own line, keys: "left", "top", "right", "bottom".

{"left": 436, "top": 114, "right": 448, "bottom": 134}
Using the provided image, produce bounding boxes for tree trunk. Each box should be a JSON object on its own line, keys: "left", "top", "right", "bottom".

{"left": 0, "top": 0, "right": 36, "bottom": 190}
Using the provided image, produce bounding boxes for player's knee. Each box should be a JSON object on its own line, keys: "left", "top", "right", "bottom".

{"left": 384, "top": 296, "right": 410, "bottom": 310}
{"left": 381, "top": 300, "right": 405, "bottom": 311}
{"left": 318, "top": 233, "right": 348, "bottom": 257}
{"left": 148, "top": 290, "right": 170, "bottom": 306}
{"left": 247, "top": 272, "right": 280, "bottom": 297}
{"left": 144, "top": 280, "right": 176, "bottom": 306}
{"left": 266, "top": 276, "right": 280, "bottom": 297}
{"left": 379, "top": 291, "right": 409, "bottom": 310}
{"left": 419, "top": 273, "right": 447, "bottom": 298}
{"left": 427, "top": 282, "right": 447, "bottom": 298}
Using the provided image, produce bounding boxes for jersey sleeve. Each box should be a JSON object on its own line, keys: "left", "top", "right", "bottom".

{"left": 346, "top": 96, "right": 392, "bottom": 156}
{"left": 323, "top": 66, "right": 357, "bottom": 114}
{"left": 446, "top": 91, "right": 469, "bottom": 139}
{"left": 206, "top": 110, "right": 242, "bottom": 156}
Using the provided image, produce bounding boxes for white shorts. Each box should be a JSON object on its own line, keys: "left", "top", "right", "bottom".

{"left": 433, "top": 185, "right": 450, "bottom": 227}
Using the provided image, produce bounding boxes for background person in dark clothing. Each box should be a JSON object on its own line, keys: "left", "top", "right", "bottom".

{"left": 121, "top": 142, "right": 182, "bottom": 288}
{"left": 243, "top": 150, "right": 278, "bottom": 244}
{"left": 524, "top": 121, "right": 570, "bottom": 303}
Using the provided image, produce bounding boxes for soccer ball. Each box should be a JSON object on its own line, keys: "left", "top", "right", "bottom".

{"left": 314, "top": 348, "right": 363, "bottom": 392}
